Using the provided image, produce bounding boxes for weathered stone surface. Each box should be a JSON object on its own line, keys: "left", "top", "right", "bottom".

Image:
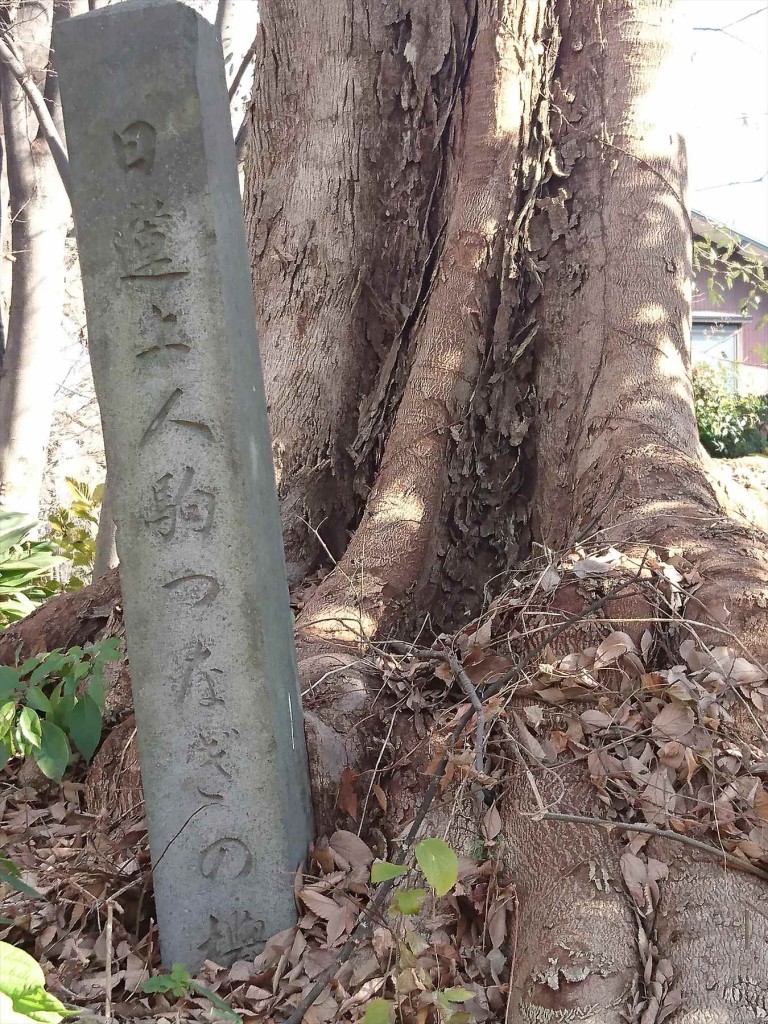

{"left": 56, "top": 0, "right": 313, "bottom": 969}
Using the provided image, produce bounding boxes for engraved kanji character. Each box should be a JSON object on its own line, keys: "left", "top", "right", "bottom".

{"left": 114, "top": 197, "right": 188, "bottom": 278}
{"left": 179, "top": 641, "right": 225, "bottom": 705}
{"left": 136, "top": 304, "right": 191, "bottom": 359}
{"left": 162, "top": 573, "right": 220, "bottom": 607}
{"left": 198, "top": 911, "right": 264, "bottom": 962}
{"left": 144, "top": 467, "right": 215, "bottom": 540}
{"left": 188, "top": 726, "right": 239, "bottom": 801}
{"left": 141, "top": 388, "right": 214, "bottom": 445}
{"left": 113, "top": 120, "right": 156, "bottom": 174}
{"left": 199, "top": 838, "right": 253, "bottom": 880}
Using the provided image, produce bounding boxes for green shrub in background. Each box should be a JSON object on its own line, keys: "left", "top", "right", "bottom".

{"left": 693, "top": 364, "right": 768, "bottom": 458}
{"left": 0, "top": 638, "right": 119, "bottom": 1024}
{"left": 0, "top": 514, "right": 62, "bottom": 629}
{"left": 47, "top": 478, "right": 103, "bottom": 590}
{"left": 0, "top": 638, "right": 121, "bottom": 778}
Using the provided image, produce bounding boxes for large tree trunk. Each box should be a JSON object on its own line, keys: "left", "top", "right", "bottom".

{"left": 243, "top": 0, "right": 477, "bottom": 579}
{"left": 248, "top": 0, "right": 768, "bottom": 1015}
{"left": 0, "top": 0, "right": 70, "bottom": 518}
{"left": 5, "top": 1, "right": 767, "bottom": 1020}
{"left": 523, "top": 0, "right": 768, "bottom": 1014}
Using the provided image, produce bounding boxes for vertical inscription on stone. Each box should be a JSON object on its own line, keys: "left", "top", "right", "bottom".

{"left": 56, "top": 0, "right": 313, "bottom": 970}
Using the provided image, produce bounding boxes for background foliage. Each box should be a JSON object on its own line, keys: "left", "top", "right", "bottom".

{"left": 693, "top": 364, "right": 768, "bottom": 457}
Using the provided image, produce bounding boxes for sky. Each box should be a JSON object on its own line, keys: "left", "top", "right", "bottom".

{"left": 675, "top": 1, "right": 768, "bottom": 244}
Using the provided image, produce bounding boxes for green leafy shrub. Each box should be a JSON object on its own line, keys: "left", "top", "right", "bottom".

{"left": 0, "top": 514, "right": 63, "bottom": 629}
{"left": 367, "top": 838, "right": 471, "bottom": 1023}
{"left": 693, "top": 364, "right": 768, "bottom": 458}
{"left": 47, "top": 478, "right": 103, "bottom": 590}
{"left": 142, "top": 964, "right": 242, "bottom": 1022}
{"left": 0, "top": 638, "right": 121, "bottom": 779}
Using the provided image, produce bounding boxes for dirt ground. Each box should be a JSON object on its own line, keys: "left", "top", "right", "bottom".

{"left": 708, "top": 452, "right": 768, "bottom": 532}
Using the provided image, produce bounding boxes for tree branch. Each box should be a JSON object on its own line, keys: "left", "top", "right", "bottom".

{"left": 0, "top": 30, "right": 71, "bottom": 199}
{"left": 539, "top": 812, "right": 768, "bottom": 883}
{"left": 228, "top": 36, "right": 257, "bottom": 101}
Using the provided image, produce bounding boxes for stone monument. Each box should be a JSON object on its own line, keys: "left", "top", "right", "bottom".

{"left": 55, "top": 0, "right": 314, "bottom": 969}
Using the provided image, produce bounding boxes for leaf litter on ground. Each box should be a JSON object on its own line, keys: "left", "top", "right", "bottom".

{"left": 2, "top": 542, "right": 767, "bottom": 1022}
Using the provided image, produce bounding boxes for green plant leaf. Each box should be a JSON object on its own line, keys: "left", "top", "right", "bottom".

{"left": 189, "top": 981, "right": 243, "bottom": 1022}
{"left": 393, "top": 887, "right": 427, "bottom": 915}
{"left": 440, "top": 987, "right": 473, "bottom": 1002}
{"left": 0, "top": 513, "right": 38, "bottom": 553}
{"left": 0, "top": 667, "right": 21, "bottom": 701}
{"left": 24, "top": 687, "right": 51, "bottom": 714}
{"left": 69, "top": 696, "right": 102, "bottom": 762}
{"left": 46, "top": 693, "right": 74, "bottom": 733}
{"left": 360, "top": 999, "right": 393, "bottom": 1024}
{"left": 370, "top": 860, "right": 408, "bottom": 883}
{"left": 414, "top": 838, "right": 458, "bottom": 896}
{"left": 86, "top": 672, "right": 106, "bottom": 710}
{"left": 0, "top": 700, "right": 16, "bottom": 740}
{"left": 94, "top": 636, "right": 122, "bottom": 662}
{"left": 0, "top": 941, "right": 73, "bottom": 1022}
{"left": 0, "top": 854, "right": 43, "bottom": 900}
{"left": 17, "top": 708, "right": 42, "bottom": 750}
{"left": 142, "top": 963, "right": 192, "bottom": 999}
{"left": 34, "top": 722, "right": 70, "bottom": 781}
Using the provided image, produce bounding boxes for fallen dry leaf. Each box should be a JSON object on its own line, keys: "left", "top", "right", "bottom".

{"left": 329, "top": 830, "right": 374, "bottom": 868}
{"left": 594, "top": 631, "right": 636, "bottom": 670}
{"left": 337, "top": 766, "right": 359, "bottom": 821}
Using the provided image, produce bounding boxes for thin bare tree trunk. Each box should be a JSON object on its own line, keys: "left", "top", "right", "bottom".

{"left": 0, "top": 133, "right": 6, "bottom": 364}
{"left": 93, "top": 470, "right": 117, "bottom": 579}
{"left": 0, "top": 0, "right": 69, "bottom": 517}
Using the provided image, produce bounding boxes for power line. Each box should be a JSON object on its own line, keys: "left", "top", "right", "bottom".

{"left": 694, "top": 170, "right": 768, "bottom": 192}
{"left": 693, "top": 5, "right": 768, "bottom": 32}
{"left": 721, "top": 5, "right": 768, "bottom": 30}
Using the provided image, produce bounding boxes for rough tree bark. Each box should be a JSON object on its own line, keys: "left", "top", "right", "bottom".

{"left": 243, "top": 0, "right": 478, "bottom": 579}
{"left": 522, "top": 0, "right": 768, "bottom": 1014}
{"left": 0, "top": 0, "right": 71, "bottom": 517}
{"left": 3, "top": 0, "right": 767, "bottom": 1020}
{"left": 245, "top": 0, "right": 768, "bottom": 1014}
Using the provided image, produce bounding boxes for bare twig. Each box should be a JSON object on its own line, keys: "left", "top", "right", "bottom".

{"left": 357, "top": 709, "right": 397, "bottom": 836}
{"left": 285, "top": 558, "right": 729, "bottom": 1023}
{"left": 105, "top": 902, "right": 114, "bottom": 1023}
{"left": 538, "top": 812, "right": 768, "bottom": 883}
{"left": 228, "top": 36, "right": 257, "bottom": 100}
{"left": 0, "top": 31, "right": 72, "bottom": 198}
{"left": 451, "top": 655, "right": 485, "bottom": 772}
{"left": 509, "top": 735, "right": 546, "bottom": 813}
{"left": 384, "top": 641, "right": 486, "bottom": 772}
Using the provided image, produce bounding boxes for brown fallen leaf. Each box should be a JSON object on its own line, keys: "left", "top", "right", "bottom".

{"left": 328, "top": 830, "right": 374, "bottom": 868}
{"left": 652, "top": 701, "right": 695, "bottom": 743}
{"left": 337, "top": 766, "right": 358, "bottom": 821}
{"left": 482, "top": 804, "right": 502, "bottom": 842}
{"left": 594, "top": 631, "right": 636, "bottom": 670}
{"left": 299, "top": 889, "right": 340, "bottom": 921}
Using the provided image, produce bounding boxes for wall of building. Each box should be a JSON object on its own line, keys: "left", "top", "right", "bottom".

{"left": 692, "top": 269, "right": 768, "bottom": 395}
